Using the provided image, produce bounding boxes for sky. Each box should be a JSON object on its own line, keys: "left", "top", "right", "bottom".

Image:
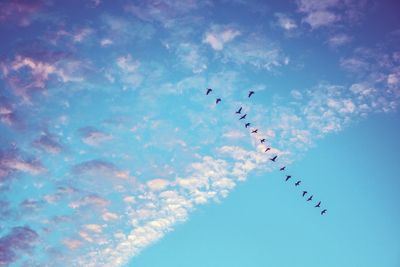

{"left": 0, "top": 0, "right": 399, "bottom": 266}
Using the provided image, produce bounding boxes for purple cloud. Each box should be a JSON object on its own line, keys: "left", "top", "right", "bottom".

{"left": 32, "top": 133, "right": 63, "bottom": 154}
{"left": 0, "top": 0, "right": 43, "bottom": 27}
{"left": 0, "top": 226, "right": 38, "bottom": 265}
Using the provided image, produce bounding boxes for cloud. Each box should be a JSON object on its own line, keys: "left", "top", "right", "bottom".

{"left": 296, "top": 0, "right": 366, "bottom": 29}
{"left": 147, "top": 179, "right": 170, "bottom": 191}
{"left": 220, "top": 34, "right": 287, "bottom": 70}
{"left": 0, "top": 0, "right": 43, "bottom": 27}
{"left": 0, "top": 151, "right": 46, "bottom": 179}
{"left": 175, "top": 43, "right": 208, "bottom": 73}
{"left": 32, "top": 133, "right": 63, "bottom": 154}
{"left": 303, "top": 10, "right": 338, "bottom": 29}
{"left": 79, "top": 127, "right": 113, "bottom": 146}
{"left": 274, "top": 13, "right": 298, "bottom": 31}
{"left": 1, "top": 55, "right": 84, "bottom": 101}
{"left": 0, "top": 226, "right": 38, "bottom": 265}
{"left": 327, "top": 33, "right": 352, "bottom": 47}
{"left": 203, "top": 26, "right": 241, "bottom": 50}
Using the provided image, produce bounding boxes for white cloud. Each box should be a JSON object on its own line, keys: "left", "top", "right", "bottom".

{"left": 327, "top": 33, "right": 352, "bottom": 47}
{"left": 275, "top": 13, "right": 298, "bottom": 31}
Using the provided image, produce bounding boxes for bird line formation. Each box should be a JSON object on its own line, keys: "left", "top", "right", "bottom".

{"left": 205, "top": 88, "right": 327, "bottom": 216}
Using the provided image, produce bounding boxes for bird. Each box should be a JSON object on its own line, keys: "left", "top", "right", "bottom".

{"left": 302, "top": 191, "right": 308, "bottom": 197}
{"left": 248, "top": 91, "right": 255, "bottom": 98}
{"left": 216, "top": 98, "right": 221, "bottom": 104}
{"left": 260, "top": 138, "right": 266, "bottom": 143}
{"left": 321, "top": 209, "right": 327, "bottom": 215}
{"left": 265, "top": 147, "right": 271, "bottom": 152}
{"left": 206, "top": 88, "right": 212, "bottom": 95}
{"left": 295, "top": 181, "right": 301, "bottom": 186}
{"left": 245, "top": 123, "right": 251, "bottom": 128}
{"left": 251, "top": 129, "right": 258, "bottom": 133}
{"left": 270, "top": 155, "right": 277, "bottom": 162}
{"left": 307, "top": 195, "right": 313, "bottom": 201}
{"left": 236, "top": 107, "right": 242, "bottom": 114}
{"left": 280, "top": 166, "right": 285, "bottom": 171}
{"left": 315, "top": 201, "right": 321, "bottom": 208}
{"left": 285, "top": 175, "right": 292, "bottom": 181}
{"left": 239, "top": 114, "right": 247, "bottom": 120}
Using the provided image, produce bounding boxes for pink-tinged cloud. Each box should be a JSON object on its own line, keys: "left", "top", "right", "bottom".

{"left": 0, "top": 0, "right": 43, "bottom": 27}
{"left": 32, "top": 133, "right": 63, "bottom": 154}
{"left": 0, "top": 151, "right": 46, "bottom": 180}
{"left": 203, "top": 27, "right": 241, "bottom": 50}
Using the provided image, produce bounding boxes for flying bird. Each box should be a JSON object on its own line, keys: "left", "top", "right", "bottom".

{"left": 321, "top": 209, "right": 327, "bottom": 215}
{"left": 236, "top": 107, "right": 242, "bottom": 114}
{"left": 302, "top": 191, "right": 307, "bottom": 197}
{"left": 248, "top": 91, "right": 255, "bottom": 98}
{"left": 280, "top": 166, "right": 285, "bottom": 171}
{"left": 245, "top": 123, "right": 251, "bottom": 128}
{"left": 295, "top": 181, "right": 301, "bottom": 186}
{"left": 307, "top": 195, "right": 313, "bottom": 201}
{"left": 239, "top": 114, "right": 247, "bottom": 120}
{"left": 206, "top": 88, "right": 212, "bottom": 95}
{"left": 265, "top": 147, "right": 271, "bottom": 152}
{"left": 252, "top": 129, "right": 258, "bottom": 133}
{"left": 216, "top": 98, "right": 221, "bottom": 104}
{"left": 315, "top": 201, "right": 321, "bottom": 208}
{"left": 270, "top": 155, "right": 277, "bottom": 162}
{"left": 285, "top": 175, "right": 292, "bottom": 181}
{"left": 260, "top": 138, "right": 266, "bottom": 143}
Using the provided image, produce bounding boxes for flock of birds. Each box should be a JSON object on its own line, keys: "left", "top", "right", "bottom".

{"left": 206, "top": 88, "right": 327, "bottom": 216}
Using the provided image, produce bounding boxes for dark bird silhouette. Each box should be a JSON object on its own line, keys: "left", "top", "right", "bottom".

{"left": 236, "top": 107, "right": 242, "bottom": 114}
{"left": 216, "top": 98, "right": 221, "bottom": 104}
{"left": 285, "top": 175, "right": 292, "bottom": 181}
{"left": 248, "top": 91, "right": 255, "bottom": 98}
{"left": 206, "top": 88, "right": 212, "bottom": 95}
{"left": 270, "top": 155, "right": 277, "bottom": 162}
{"left": 239, "top": 114, "right": 247, "bottom": 120}
{"left": 252, "top": 129, "right": 258, "bottom": 133}
{"left": 307, "top": 195, "right": 313, "bottom": 201}
{"left": 295, "top": 181, "right": 301, "bottom": 186}
{"left": 302, "top": 191, "right": 307, "bottom": 197}
{"left": 280, "top": 166, "right": 285, "bottom": 171}
{"left": 260, "top": 138, "right": 266, "bottom": 143}
{"left": 315, "top": 201, "right": 321, "bottom": 208}
{"left": 321, "top": 209, "right": 327, "bottom": 215}
{"left": 245, "top": 123, "right": 251, "bottom": 128}
{"left": 265, "top": 147, "right": 271, "bottom": 152}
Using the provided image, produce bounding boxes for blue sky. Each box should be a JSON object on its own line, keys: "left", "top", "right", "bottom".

{"left": 0, "top": 0, "right": 399, "bottom": 266}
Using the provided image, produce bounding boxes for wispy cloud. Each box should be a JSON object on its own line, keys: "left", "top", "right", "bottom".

{"left": 79, "top": 127, "right": 113, "bottom": 146}
{"left": 203, "top": 25, "right": 241, "bottom": 50}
